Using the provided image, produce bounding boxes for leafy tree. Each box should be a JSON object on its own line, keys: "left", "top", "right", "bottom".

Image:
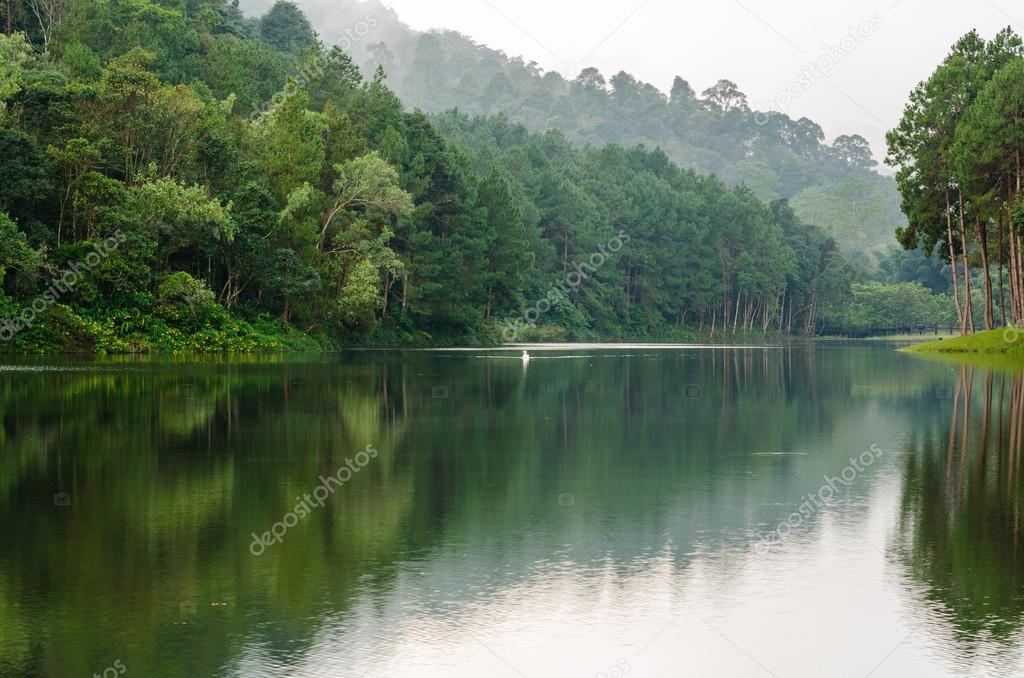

{"left": 60, "top": 41, "right": 101, "bottom": 80}
{"left": 573, "top": 67, "right": 606, "bottom": 93}
{"left": 131, "top": 176, "right": 234, "bottom": 269}
{"left": 477, "top": 167, "right": 531, "bottom": 319}
{"left": 23, "top": 0, "right": 68, "bottom": 52}
{"left": 701, "top": 79, "right": 748, "bottom": 112}
{"left": 831, "top": 135, "right": 877, "bottom": 168}
{"left": 0, "top": 32, "right": 34, "bottom": 115}
{"left": 247, "top": 79, "right": 326, "bottom": 202}
{"left": 840, "top": 282, "right": 952, "bottom": 329}
{"left": 319, "top": 151, "right": 412, "bottom": 250}
{"left": 670, "top": 76, "right": 696, "bottom": 105}
{"left": 0, "top": 212, "right": 39, "bottom": 286}
{"left": 258, "top": 0, "right": 314, "bottom": 53}
{"left": 0, "top": 128, "right": 54, "bottom": 233}
{"left": 875, "top": 245, "right": 952, "bottom": 295}
{"left": 158, "top": 270, "right": 216, "bottom": 312}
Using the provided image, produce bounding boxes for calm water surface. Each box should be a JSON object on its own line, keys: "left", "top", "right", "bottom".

{"left": 1, "top": 344, "right": 1022, "bottom": 677}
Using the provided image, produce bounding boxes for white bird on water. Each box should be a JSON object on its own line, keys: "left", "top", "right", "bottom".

{"left": 522, "top": 350, "right": 531, "bottom": 363}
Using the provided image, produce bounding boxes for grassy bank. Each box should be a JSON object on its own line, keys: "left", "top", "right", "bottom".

{"left": 903, "top": 328, "right": 1024, "bottom": 355}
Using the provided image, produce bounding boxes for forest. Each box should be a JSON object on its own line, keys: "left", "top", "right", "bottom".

{"left": 889, "top": 28, "right": 1024, "bottom": 335}
{"left": 0, "top": 0, "right": 953, "bottom": 352}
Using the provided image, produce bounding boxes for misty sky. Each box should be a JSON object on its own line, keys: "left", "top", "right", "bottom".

{"left": 307, "top": 0, "right": 1013, "bottom": 169}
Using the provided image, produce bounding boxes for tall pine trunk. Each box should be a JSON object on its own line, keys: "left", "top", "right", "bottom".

{"left": 976, "top": 216, "right": 994, "bottom": 330}
{"left": 999, "top": 213, "right": 1007, "bottom": 326}
{"left": 958, "top": 193, "right": 974, "bottom": 333}
{"left": 946, "top": 191, "right": 966, "bottom": 334}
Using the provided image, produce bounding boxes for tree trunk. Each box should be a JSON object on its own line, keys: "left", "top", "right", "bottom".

{"left": 1000, "top": 213, "right": 1007, "bottom": 326}
{"left": 562, "top": 222, "right": 569, "bottom": 274}
{"left": 1017, "top": 232, "right": 1024, "bottom": 325}
{"left": 958, "top": 193, "right": 974, "bottom": 333}
{"left": 946, "top": 191, "right": 966, "bottom": 334}
{"left": 1011, "top": 155, "right": 1019, "bottom": 325}
{"left": 976, "top": 215, "right": 994, "bottom": 330}
{"left": 732, "top": 289, "right": 741, "bottom": 335}
{"left": 722, "top": 270, "right": 730, "bottom": 333}
{"left": 624, "top": 266, "right": 631, "bottom": 321}
{"left": 1012, "top": 231, "right": 1019, "bottom": 326}
{"left": 378, "top": 276, "right": 389, "bottom": 319}
{"left": 1011, "top": 229, "right": 1020, "bottom": 326}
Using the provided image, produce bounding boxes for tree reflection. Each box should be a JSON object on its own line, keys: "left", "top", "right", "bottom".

{"left": 0, "top": 349, "right": 1011, "bottom": 677}
{"left": 895, "top": 365, "right": 1024, "bottom": 654}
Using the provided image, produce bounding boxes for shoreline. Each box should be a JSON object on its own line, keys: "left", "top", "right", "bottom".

{"left": 0, "top": 335, "right": 937, "bottom": 358}
{"left": 903, "top": 328, "right": 1024, "bottom": 356}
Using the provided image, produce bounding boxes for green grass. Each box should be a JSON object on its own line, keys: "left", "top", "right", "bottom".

{"left": 903, "top": 328, "right": 1024, "bottom": 355}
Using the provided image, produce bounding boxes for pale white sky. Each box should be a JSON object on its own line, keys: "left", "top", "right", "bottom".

{"left": 364, "top": 0, "right": 1022, "bottom": 168}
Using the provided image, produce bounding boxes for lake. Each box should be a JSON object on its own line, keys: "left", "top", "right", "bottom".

{"left": 1, "top": 344, "right": 1022, "bottom": 677}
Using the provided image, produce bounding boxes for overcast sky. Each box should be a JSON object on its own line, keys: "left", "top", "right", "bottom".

{"left": 358, "top": 0, "right": 1021, "bottom": 169}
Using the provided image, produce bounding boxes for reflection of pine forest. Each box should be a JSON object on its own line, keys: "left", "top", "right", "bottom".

{"left": 0, "top": 350, "right": 1021, "bottom": 676}
{"left": 895, "top": 366, "right": 1024, "bottom": 654}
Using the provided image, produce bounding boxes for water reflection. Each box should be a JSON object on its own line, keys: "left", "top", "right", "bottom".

{"left": 893, "top": 365, "right": 1024, "bottom": 673}
{"left": 0, "top": 348, "right": 1022, "bottom": 677}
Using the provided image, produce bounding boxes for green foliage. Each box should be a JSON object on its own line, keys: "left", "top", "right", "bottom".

{"left": 258, "top": 0, "right": 315, "bottom": 53}
{"left": 133, "top": 177, "right": 235, "bottom": 250}
{"left": 158, "top": 271, "right": 216, "bottom": 311}
{"left": 0, "top": 128, "right": 53, "bottom": 224}
{"left": 60, "top": 41, "right": 102, "bottom": 81}
{"left": 0, "top": 0, "right": 884, "bottom": 352}
{"left": 0, "top": 32, "right": 35, "bottom": 115}
{"left": 842, "top": 282, "right": 953, "bottom": 329}
{"left": 0, "top": 212, "right": 39, "bottom": 284}
{"left": 887, "top": 28, "right": 1024, "bottom": 333}
{"left": 874, "top": 245, "right": 952, "bottom": 295}
{"left": 247, "top": 79, "right": 326, "bottom": 200}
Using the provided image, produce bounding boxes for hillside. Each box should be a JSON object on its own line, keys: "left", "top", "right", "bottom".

{"left": 238, "top": 0, "right": 906, "bottom": 256}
